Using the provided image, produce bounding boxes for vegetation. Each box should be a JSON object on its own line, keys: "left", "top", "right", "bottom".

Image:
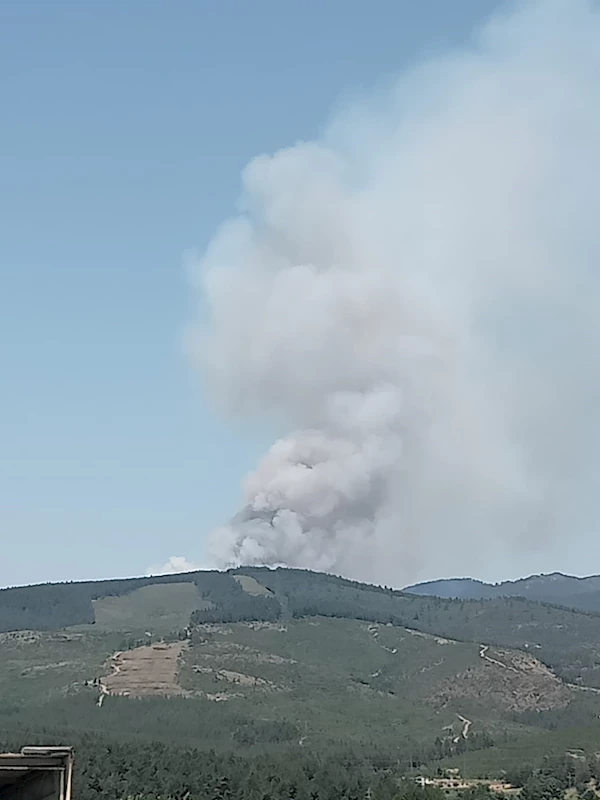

{"left": 234, "top": 567, "right": 600, "bottom": 688}
{"left": 93, "top": 583, "right": 209, "bottom": 633}
{"left": 190, "top": 572, "right": 280, "bottom": 624}
{"left": 6, "top": 566, "right": 600, "bottom": 692}
{"left": 0, "top": 572, "right": 258, "bottom": 632}
{"left": 0, "top": 728, "right": 453, "bottom": 800}
{"left": 5, "top": 566, "right": 600, "bottom": 795}
{"left": 3, "top": 616, "right": 600, "bottom": 779}
{"left": 0, "top": 620, "right": 502, "bottom": 752}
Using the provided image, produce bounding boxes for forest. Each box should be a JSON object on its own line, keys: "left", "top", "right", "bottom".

{"left": 0, "top": 723, "right": 596, "bottom": 800}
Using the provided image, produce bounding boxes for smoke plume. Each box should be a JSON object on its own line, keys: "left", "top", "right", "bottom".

{"left": 190, "top": 0, "right": 600, "bottom": 585}
{"left": 147, "top": 556, "right": 208, "bottom": 576}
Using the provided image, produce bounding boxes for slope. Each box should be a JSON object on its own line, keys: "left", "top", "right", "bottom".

{"left": 4, "top": 616, "right": 600, "bottom": 758}
{"left": 233, "top": 566, "right": 600, "bottom": 689}
{"left": 406, "top": 571, "right": 600, "bottom": 612}
{"left": 4, "top": 566, "right": 600, "bottom": 689}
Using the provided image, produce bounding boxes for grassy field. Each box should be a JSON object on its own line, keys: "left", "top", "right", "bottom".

{"left": 233, "top": 574, "right": 274, "bottom": 595}
{"left": 92, "top": 582, "right": 210, "bottom": 633}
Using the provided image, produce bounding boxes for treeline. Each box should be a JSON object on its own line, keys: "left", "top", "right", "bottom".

{"left": 0, "top": 583, "right": 96, "bottom": 631}
{"left": 190, "top": 573, "right": 281, "bottom": 624}
{"left": 0, "top": 728, "right": 450, "bottom": 800}
{"left": 0, "top": 572, "right": 282, "bottom": 633}
{"left": 0, "top": 574, "right": 200, "bottom": 632}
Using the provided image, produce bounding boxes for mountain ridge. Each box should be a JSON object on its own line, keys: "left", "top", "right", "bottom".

{"left": 405, "top": 570, "right": 600, "bottom": 612}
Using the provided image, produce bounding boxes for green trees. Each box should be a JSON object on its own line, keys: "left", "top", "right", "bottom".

{"left": 0, "top": 571, "right": 284, "bottom": 632}
{"left": 514, "top": 753, "right": 598, "bottom": 800}
{"left": 520, "top": 772, "right": 563, "bottom": 800}
{"left": 190, "top": 571, "right": 282, "bottom": 624}
{"left": 0, "top": 730, "right": 436, "bottom": 800}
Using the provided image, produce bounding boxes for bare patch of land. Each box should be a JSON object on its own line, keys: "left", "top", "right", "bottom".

{"left": 233, "top": 574, "right": 274, "bottom": 596}
{"left": 215, "top": 669, "right": 271, "bottom": 687}
{"left": 100, "top": 642, "right": 188, "bottom": 698}
{"left": 431, "top": 646, "right": 571, "bottom": 712}
{"left": 416, "top": 776, "right": 518, "bottom": 794}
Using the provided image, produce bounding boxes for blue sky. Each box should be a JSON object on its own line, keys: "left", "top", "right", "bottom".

{"left": 1, "top": 0, "right": 504, "bottom": 587}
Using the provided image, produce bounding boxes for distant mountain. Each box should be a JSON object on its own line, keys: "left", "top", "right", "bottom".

{"left": 405, "top": 571, "right": 600, "bottom": 611}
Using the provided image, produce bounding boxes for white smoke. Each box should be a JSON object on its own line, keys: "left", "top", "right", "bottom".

{"left": 190, "top": 0, "right": 600, "bottom": 585}
{"left": 147, "top": 556, "right": 208, "bottom": 576}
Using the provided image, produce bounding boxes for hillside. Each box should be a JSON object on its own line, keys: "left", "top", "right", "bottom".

{"left": 5, "top": 567, "right": 600, "bottom": 798}
{"left": 5, "top": 566, "right": 600, "bottom": 687}
{"left": 405, "top": 572, "right": 600, "bottom": 613}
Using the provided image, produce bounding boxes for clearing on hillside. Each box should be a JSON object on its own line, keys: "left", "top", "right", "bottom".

{"left": 430, "top": 646, "right": 571, "bottom": 712}
{"left": 92, "top": 582, "right": 210, "bottom": 632}
{"left": 233, "top": 575, "right": 273, "bottom": 596}
{"left": 101, "top": 642, "right": 188, "bottom": 697}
